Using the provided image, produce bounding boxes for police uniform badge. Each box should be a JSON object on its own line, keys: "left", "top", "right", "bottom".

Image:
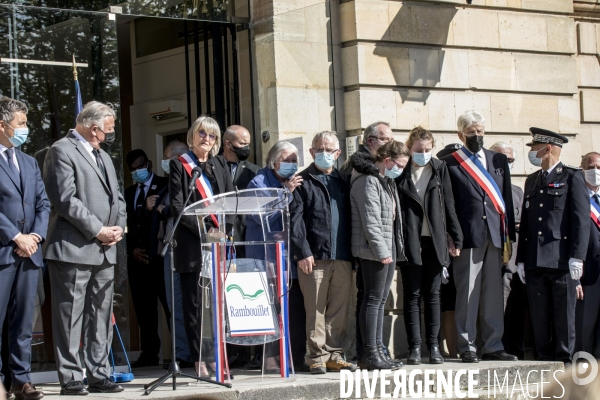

{"left": 526, "top": 200, "right": 529, "bottom": 208}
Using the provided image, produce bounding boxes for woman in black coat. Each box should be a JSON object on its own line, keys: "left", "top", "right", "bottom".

{"left": 396, "top": 126, "right": 463, "bottom": 365}
{"left": 169, "top": 115, "right": 234, "bottom": 374}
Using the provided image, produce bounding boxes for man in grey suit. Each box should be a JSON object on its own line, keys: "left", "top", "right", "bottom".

{"left": 43, "top": 102, "right": 126, "bottom": 395}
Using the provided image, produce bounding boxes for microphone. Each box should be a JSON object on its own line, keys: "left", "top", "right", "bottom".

{"left": 188, "top": 167, "right": 202, "bottom": 191}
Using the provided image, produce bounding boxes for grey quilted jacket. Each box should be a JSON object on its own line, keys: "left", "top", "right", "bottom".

{"left": 350, "top": 152, "right": 405, "bottom": 262}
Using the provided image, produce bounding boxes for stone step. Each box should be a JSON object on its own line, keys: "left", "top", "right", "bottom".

{"left": 35, "top": 360, "right": 563, "bottom": 400}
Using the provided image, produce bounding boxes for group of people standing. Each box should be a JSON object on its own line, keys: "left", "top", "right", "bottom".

{"left": 1, "top": 94, "right": 599, "bottom": 399}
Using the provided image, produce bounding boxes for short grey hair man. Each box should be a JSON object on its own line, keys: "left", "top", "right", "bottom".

{"left": 75, "top": 101, "right": 116, "bottom": 130}
{"left": 0, "top": 96, "right": 28, "bottom": 123}
{"left": 312, "top": 131, "right": 340, "bottom": 150}
{"left": 457, "top": 110, "right": 485, "bottom": 134}
{"left": 490, "top": 141, "right": 516, "bottom": 169}
{"left": 266, "top": 141, "right": 299, "bottom": 169}
{"left": 340, "top": 122, "right": 393, "bottom": 175}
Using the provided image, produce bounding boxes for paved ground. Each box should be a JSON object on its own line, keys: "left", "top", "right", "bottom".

{"left": 31, "top": 359, "right": 563, "bottom": 399}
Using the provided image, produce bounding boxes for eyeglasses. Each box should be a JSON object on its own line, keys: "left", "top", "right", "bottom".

{"left": 389, "top": 159, "right": 404, "bottom": 169}
{"left": 507, "top": 158, "right": 515, "bottom": 164}
{"left": 312, "top": 148, "right": 339, "bottom": 154}
{"left": 198, "top": 130, "right": 217, "bottom": 141}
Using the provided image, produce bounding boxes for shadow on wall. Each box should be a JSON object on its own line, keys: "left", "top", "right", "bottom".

{"left": 372, "top": 3, "right": 457, "bottom": 104}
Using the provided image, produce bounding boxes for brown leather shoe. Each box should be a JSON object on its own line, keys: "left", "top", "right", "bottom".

{"left": 10, "top": 383, "right": 44, "bottom": 400}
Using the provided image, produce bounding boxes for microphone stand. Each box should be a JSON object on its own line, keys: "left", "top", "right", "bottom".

{"left": 144, "top": 172, "right": 232, "bottom": 395}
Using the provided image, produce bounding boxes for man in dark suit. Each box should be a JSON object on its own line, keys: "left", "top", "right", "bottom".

{"left": 441, "top": 111, "right": 517, "bottom": 363}
{"left": 0, "top": 97, "right": 50, "bottom": 400}
{"left": 575, "top": 152, "right": 600, "bottom": 357}
{"left": 124, "top": 149, "right": 170, "bottom": 368}
{"left": 44, "top": 101, "right": 126, "bottom": 394}
{"left": 517, "top": 128, "right": 589, "bottom": 364}
{"left": 490, "top": 142, "right": 528, "bottom": 359}
{"left": 216, "top": 125, "right": 259, "bottom": 250}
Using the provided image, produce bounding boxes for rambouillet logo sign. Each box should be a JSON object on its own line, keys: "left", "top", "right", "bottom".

{"left": 224, "top": 271, "right": 275, "bottom": 337}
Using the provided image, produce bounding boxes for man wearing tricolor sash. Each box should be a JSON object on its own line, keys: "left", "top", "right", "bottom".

{"left": 575, "top": 152, "right": 600, "bottom": 358}
{"left": 517, "top": 127, "right": 589, "bottom": 365}
{"left": 440, "top": 111, "right": 517, "bottom": 363}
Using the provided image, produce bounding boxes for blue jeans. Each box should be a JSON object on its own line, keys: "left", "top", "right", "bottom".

{"left": 164, "top": 253, "right": 192, "bottom": 362}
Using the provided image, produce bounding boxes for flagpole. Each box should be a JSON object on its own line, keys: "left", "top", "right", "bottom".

{"left": 72, "top": 54, "right": 78, "bottom": 81}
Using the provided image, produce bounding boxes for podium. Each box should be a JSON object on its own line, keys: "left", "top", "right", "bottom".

{"left": 183, "top": 188, "right": 295, "bottom": 384}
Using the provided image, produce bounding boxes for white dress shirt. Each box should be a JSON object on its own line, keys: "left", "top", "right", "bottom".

{"left": 0, "top": 143, "right": 19, "bottom": 172}
{"left": 71, "top": 129, "right": 95, "bottom": 159}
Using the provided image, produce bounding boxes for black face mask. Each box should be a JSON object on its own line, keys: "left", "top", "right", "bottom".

{"left": 102, "top": 131, "right": 116, "bottom": 147}
{"left": 465, "top": 135, "right": 484, "bottom": 154}
{"left": 230, "top": 143, "right": 250, "bottom": 161}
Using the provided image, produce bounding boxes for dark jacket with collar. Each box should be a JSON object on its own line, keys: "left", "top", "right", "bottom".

{"left": 441, "top": 147, "right": 516, "bottom": 249}
{"left": 517, "top": 162, "right": 589, "bottom": 271}
{"left": 169, "top": 154, "right": 234, "bottom": 273}
{"left": 125, "top": 173, "right": 168, "bottom": 259}
{"left": 396, "top": 157, "right": 463, "bottom": 267}
{"left": 289, "top": 163, "right": 353, "bottom": 262}
{"left": 340, "top": 144, "right": 371, "bottom": 176}
{"left": 583, "top": 212, "right": 600, "bottom": 286}
{"left": 215, "top": 155, "right": 260, "bottom": 246}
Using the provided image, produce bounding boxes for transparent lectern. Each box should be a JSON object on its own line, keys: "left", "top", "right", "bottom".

{"left": 183, "top": 188, "right": 295, "bottom": 384}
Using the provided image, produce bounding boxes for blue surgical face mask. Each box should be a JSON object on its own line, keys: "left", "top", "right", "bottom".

{"left": 314, "top": 151, "right": 336, "bottom": 170}
{"left": 528, "top": 150, "right": 543, "bottom": 167}
{"left": 412, "top": 151, "right": 431, "bottom": 167}
{"left": 3, "top": 125, "right": 29, "bottom": 147}
{"left": 132, "top": 167, "right": 150, "bottom": 183}
{"left": 277, "top": 162, "right": 298, "bottom": 179}
{"left": 385, "top": 164, "right": 403, "bottom": 179}
{"left": 161, "top": 159, "right": 171, "bottom": 174}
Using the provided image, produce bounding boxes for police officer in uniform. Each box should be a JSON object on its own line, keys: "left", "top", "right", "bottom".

{"left": 516, "top": 127, "right": 590, "bottom": 364}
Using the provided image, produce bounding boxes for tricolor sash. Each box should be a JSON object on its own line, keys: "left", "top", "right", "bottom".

{"left": 452, "top": 147, "right": 511, "bottom": 262}
{"left": 591, "top": 197, "right": 600, "bottom": 229}
{"left": 179, "top": 151, "right": 219, "bottom": 227}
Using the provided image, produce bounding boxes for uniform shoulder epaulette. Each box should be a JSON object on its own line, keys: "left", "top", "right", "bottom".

{"left": 563, "top": 164, "right": 581, "bottom": 170}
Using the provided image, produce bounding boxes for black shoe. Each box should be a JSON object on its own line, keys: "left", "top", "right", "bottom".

{"left": 60, "top": 381, "right": 88, "bottom": 396}
{"left": 244, "top": 354, "right": 262, "bottom": 370}
{"left": 87, "top": 379, "right": 124, "bottom": 393}
{"left": 358, "top": 346, "right": 400, "bottom": 370}
{"left": 407, "top": 347, "right": 421, "bottom": 365}
{"left": 481, "top": 350, "right": 518, "bottom": 361}
{"left": 131, "top": 354, "right": 159, "bottom": 368}
{"left": 294, "top": 363, "right": 311, "bottom": 373}
{"left": 378, "top": 345, "right": 403, "bottom": 368}
{"left": 7, "top": 391, "right": 16, "bottom": 400}
{"left": 460, "top": 351, "right": 480, "bottom": 363}
{"left": 429, "top": 346, "right": 444, "bottom": 364}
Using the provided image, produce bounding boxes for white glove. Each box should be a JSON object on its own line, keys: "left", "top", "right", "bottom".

{"left": 442, "top": 267, "right": 450, "bottom": 284}
{"left": 517, "top": 263, "right": 526, "bottom": 284}
{"left": 569, "top": 258, "right": 583, "bottom": 281}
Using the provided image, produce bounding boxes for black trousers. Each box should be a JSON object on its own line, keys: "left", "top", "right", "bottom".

{"left": 526, "top": 268, "right": 576, "bottom": 363}
{"left": 179, "top": 270, "right": 201, "bottom": 362}
{"left": 289, "top": 278, "right": 307, "bottom": 366}
{"left": 128, "top": 257, "right": 171, "bottom": 358}
{"left": 575, "top": 277, "right": 600, "bottom": 358}
{"left": 359, "top": 258, "right": 395, "bottom": 349}
{"left": 502, "top": 272, "right": 528, "bottom": 359}
{"left": 400, "top": 237, "right": 443, "bottom": 349}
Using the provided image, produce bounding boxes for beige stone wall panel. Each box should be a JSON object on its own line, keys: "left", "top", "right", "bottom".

{"left": 388, "top": 2, "right": 456, "bottom": 46}
{"left": 578, "top": 22, "right": 598, "bottom": 55}
{"left": 558, "top": 97, "right": 581, "bottom": 133}
{"left": 490, "top": 94, "right": 559, "bottom": 132}
{"left": 428, "top": 92, "right": 458, "bottom": 131}
{"left": 343, "top": 90, "right": 361, "bottom": 131}
{"left": 395, "top": 90, "right": 430, "bottom": 129}
{"left": 451, "top": 8, "right": 500, "bottom": 49}
{"left": 581, "top": 90, "right": 600, "bottom": 122}
{"left": 408, "top": 47, "right": 441, "bottom": 87}
{"left": 498, "top": 12, "right": 547, "bottom": 52}
{"left": 577, "top": 56, "right": 600, "bottom": 87}
{"left": 515, "top": 55, "right": 577, "bottom": 93}
{"left": 273, "top": 41, "right": 332, "bottom": 89}
{"left": 467, "top": 50, "right": 516, "bottom": 91}
{"left": 275, "top": 86, "right": 320, "bottom": 134}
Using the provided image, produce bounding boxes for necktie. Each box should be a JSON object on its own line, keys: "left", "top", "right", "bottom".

{"left": 92, "top": 149, "right": 108, "bottom": 182}
{"left": 542, "top": 170, "right": 549, "bottom": 185}
{"left": 4, "top": 148, "right": 15, "bottom": 172}
{"left": 594, "top": 194, "right": 600, "bottom": 207}
{"left": 136, "top": 183, "right": 146, "bottom": 211}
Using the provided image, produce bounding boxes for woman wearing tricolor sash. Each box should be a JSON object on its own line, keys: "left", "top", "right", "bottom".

{"left": 169, "top": 116, "right": 234, "bottom": 375}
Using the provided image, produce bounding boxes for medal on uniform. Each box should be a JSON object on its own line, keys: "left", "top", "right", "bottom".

{"left": 526, "top": 201, "right": 529, "bottom": 208}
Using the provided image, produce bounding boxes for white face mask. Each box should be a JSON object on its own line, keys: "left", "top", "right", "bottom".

{"left": 528, "top": 150, "right": 543, "bottom": 167}
{"left": 585, "top": 169, "right": 600, "bottom": 187}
